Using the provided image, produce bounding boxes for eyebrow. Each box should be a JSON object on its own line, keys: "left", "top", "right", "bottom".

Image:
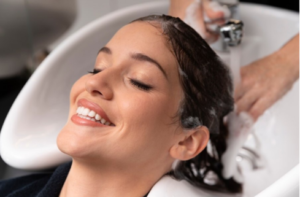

{"left": 98, "top": 46, "right": 112, "bottom": 54}
{"left": 98, "top": 46, "right": 167, "bottom": 79}
{"left": 131, "top": 53, "right": 167, "bottom": 79}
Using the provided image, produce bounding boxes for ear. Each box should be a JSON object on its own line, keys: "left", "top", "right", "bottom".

{"left": 169, "top": 126, "right": 209, "bottom": 161}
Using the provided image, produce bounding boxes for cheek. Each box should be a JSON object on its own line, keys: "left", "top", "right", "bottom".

{"left": 117, "top": 92, "right": 179, "bottom": 149}
{"left": 69, "top": 76, "right": 88, "bottom": 111}
{"left": 120, "top": 93, "right": 171, "bottom": 126}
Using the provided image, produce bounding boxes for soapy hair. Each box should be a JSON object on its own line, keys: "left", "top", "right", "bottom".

{"left": 132, "top": 15, "right": 242, "bottom": 193}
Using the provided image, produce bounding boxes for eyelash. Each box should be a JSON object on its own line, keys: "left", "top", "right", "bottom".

{"left": 88, "top": 69, "right": 152, "bottom": 91}
{"left": 88, "top": 68, "right": 102, "bottom": 74}
{"left": 130, "top": 79, "right": 152, "bottom": 91}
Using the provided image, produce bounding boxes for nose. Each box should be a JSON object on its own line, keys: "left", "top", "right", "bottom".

{"left": 85, "top": 69, "right": 114, "bottom": 100}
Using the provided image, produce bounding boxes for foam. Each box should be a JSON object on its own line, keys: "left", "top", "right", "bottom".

{"left": 221, "top": 112, "right": 254, "bottom": 183}
{"left": 184, "top": 0, "right": 208, "bottom": 40}
{"left": 178, "top": 67, "right": 188, "bottom": 78}
{"left": 182, "top": 116, "right": 202, "bottom": 128}
{"left": 184, "top": 0, "right": 230, "bottom": 39}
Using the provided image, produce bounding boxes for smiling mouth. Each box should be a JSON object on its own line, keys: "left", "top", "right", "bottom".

{"left": 75, "top": 106, "right": 115, "bottom": 126}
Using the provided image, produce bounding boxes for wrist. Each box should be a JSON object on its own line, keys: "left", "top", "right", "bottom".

{"left": 273, "top": 48, "right": 299, "bottom": 82}
{"left": 275, "top": 34, "right": 299, "bottom": 82}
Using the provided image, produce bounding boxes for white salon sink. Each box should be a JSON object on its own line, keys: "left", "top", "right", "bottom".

{"left": 0, "top": 2, "right": 298, "bottom": 196}
{"left": 0, "top": 0, "right": 76, "bottom": 78}
{"left": 213, "top": 4, "right": 299, "bottom": 196}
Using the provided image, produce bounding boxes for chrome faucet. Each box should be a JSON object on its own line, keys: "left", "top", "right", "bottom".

{"left": 209, "top": 0, "right": 244, "bottom": 51}
{"left": 220, "top": 19, "right": 244, "bottom": 47}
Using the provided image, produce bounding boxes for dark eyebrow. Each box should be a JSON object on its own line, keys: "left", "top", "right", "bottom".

{"left": 98, "top": 46, "right": 112, "bottom": 54}
{"left": 131, "top": 53, "right": 167, "bottom": 79}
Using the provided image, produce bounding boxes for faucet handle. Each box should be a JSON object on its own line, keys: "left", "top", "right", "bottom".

{"left": 220, "top": 19, "right": 244, "bottom": 46}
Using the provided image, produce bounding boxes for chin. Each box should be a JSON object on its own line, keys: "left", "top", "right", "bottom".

{"left": 57, "top": 124, "right": 90, "bottom": 158}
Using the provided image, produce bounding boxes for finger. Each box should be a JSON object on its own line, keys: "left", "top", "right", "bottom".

{"left": 235, "top": 87, "right": 263, "bottom": 113}
{"left": 234, "top": 83, "right": 245, "bottom": 102}
{"left": 234, "top": 79, "right": 254, "bottom": 102}
{"left": 208, "top": 34, "right": 219, "bottom": 43}
{"left": 204, "top": 30, "right": 219, "bottom": 43}
{"left": 203, "top": 11, "right": 225, "bottom": 26}
{"left": 234, "top": 67, "right": 254, "bottom": 101}
{"left": 248, "top": 94, "right": 277, "bottom": 121}
{"left": 203, "top": 0, "right": 230, "bottom": 27}
{"left": 203, "top": 0, "right": 225, "bottom": 20}
{"left": 192, "top": 3, "right": 220, "bottom": 42}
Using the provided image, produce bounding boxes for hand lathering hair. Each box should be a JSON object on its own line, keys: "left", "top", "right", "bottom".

{"left": 132, "top": 15, "right": 242, "bottom": 193}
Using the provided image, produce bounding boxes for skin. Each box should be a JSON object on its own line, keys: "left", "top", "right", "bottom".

{"left": 169, "top": 0, "right": 299, "bottom": 121}
{"left": 235, "top": 34, "right": 299, "bottom": 121}
{"left": 57, "top": 22, "right": 209, "bottom": 197}
{"left": 169, "top": 0, "right": 226, "bottom": 43}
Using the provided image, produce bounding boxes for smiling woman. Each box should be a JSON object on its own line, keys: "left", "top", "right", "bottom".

{"left": 0, "top": 15, "right": 240, "bottom": 197}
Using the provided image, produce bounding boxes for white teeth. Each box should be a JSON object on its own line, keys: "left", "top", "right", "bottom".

{"left": 88, "top": 110, "right": 96, "bottom": 118}
{"left": 82, "top": 108, "right": 90, "bottom": 116}
{"left": 78, "top": 114, "right": 92, "bottom": 121}
{"left": 76, "top": 106, "right": 112, "bottom": 126}
{"left": 95, "top": 114, "right": 101, "bottom": 120}
{"left": 78, "top": 107, "right": 83, "bottom": 114}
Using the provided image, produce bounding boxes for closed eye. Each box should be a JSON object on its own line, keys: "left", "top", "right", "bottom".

{"left": 88, "top": 69, "right": 152, "bottom": 91}
{"left": 88, "top": 68, "right": 102, "bottom": 75}
{"left": 130, "top": 79, "right": 152, "bottom": 91}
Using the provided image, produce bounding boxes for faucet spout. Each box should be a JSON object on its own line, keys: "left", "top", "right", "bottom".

{"left": 220, "top": 19, "right": 244, "bottom": 47}
{"left": 208, "top": 0, "right": 244, "bottom": 51}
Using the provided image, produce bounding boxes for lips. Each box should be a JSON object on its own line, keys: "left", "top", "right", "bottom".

{"left": 71, "top": 98, "right": 114, "bottom": 127}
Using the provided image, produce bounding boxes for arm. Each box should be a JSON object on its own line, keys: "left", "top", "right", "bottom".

{"left": 234, "top": 34, "right": 299, "bottom": 121}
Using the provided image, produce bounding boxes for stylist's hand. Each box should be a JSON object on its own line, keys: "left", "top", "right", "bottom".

{"left": 169, "top": 0, "right": 230, "bottom": 43}
{"left": 234, "top": 35, "right": 299, "bottom": 121}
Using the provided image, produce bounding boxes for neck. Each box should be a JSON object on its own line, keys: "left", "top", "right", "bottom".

{"left": 59, "top": 159, "right": 168, "bottom": 197}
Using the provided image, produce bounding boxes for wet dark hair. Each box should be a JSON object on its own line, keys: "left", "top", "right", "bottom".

{"left": 132, "top": 15, "right": 242, "bottom": 193}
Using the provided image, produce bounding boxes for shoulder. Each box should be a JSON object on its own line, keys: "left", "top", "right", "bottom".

{"left": 0, "top": 173, "right": 51, "bottom": 197}
{"left": 0, "top": 162, "right": 71, "bottom": 197}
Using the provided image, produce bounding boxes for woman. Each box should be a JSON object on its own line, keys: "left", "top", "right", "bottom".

{"left": 0, "top": 15, "right": 241, "bottom": 197}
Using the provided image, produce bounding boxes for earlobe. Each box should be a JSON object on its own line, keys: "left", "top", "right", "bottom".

{"left": 170, "top": 126, "right": 209, "bottom": 161}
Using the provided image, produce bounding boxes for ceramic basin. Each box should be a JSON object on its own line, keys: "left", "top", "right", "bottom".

{"left": 0, "top": 0, "right": 76, "bottom": 77}
{"left": 0, "top": 2, "right": 298, "bottom": 196}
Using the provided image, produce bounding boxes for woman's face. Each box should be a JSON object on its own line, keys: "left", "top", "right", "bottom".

{"left": 57, "top": 22, "right": 185, "bottom": 169}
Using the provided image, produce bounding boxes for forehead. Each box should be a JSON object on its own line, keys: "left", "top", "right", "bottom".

{"left": 109, "top": 22, "right": 168, "bottom": 52}
{"left": 105, "top": 22, "right": 178, "bottom": 76}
